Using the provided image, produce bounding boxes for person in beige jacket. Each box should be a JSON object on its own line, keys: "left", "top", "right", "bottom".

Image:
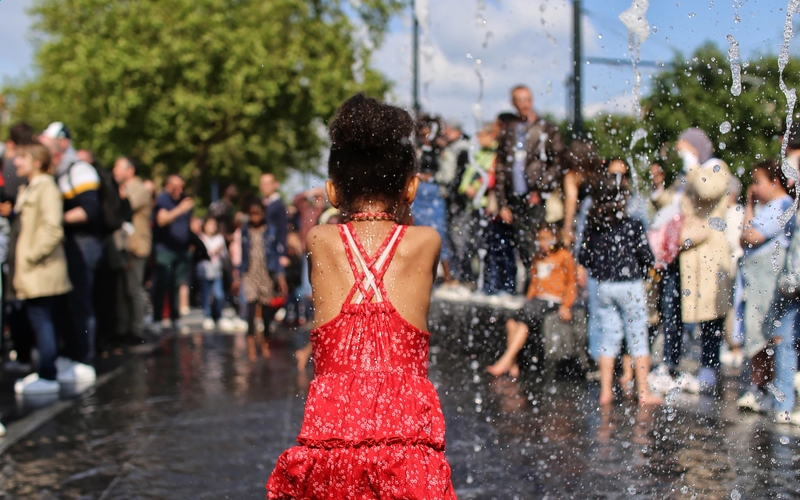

{"left": 677, "top": 133, "right": 732, "bottom": 392}
{"left": 12, "top": 142, "right": 72, "bottom": 395}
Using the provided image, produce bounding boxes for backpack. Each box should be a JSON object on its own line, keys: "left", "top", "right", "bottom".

{"left": 66, "top": 161, "right": 124, "bottom": 234}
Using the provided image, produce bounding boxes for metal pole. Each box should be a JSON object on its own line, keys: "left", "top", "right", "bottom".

{"left": 412, "top": 0, "right": 420, "bottom": 115}
{"left": 572, "top": 0, "right": 583, "bottom": 136}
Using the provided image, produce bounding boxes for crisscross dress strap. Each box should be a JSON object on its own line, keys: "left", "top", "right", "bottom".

{"left": 339, "top": 223, "right": 407, "bottom": 304}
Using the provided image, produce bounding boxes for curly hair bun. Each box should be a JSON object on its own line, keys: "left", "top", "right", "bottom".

{"left": 329, "top": 93, "right": 414, "bottom": 149}
{"left": 328, "top": 94, "right": 417, "bottom": 209}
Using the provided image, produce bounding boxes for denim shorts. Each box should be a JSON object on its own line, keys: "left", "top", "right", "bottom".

{"left": 588, "top": 279, "right": 649, "bottom": 359}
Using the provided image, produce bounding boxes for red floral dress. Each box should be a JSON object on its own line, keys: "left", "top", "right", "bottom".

{"left": 267, "top": 223, "right": 456, "bottom": 499}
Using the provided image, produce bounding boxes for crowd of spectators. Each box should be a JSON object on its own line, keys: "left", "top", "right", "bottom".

{"left": 3, "top": 84, "right": 800, "bottom": 432}
{"left": 415, "top": 84, "right": 800, "bottom": 424}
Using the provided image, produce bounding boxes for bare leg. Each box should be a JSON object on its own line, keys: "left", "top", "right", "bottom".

{"left": 487, "top": 320, "right": 529, "bottom": 376}
{"left": 295, "top": 343, "right": 313, "bottom": 371}
{"left": 619, "top": 354, "right": 634, "bottom": 399}
{"left": 633, "top": 355, "right": 663, "bottom": 405}
{"left": 598, "top": 356, "right": 615, "bottom": 405}
{"left": 246, "top": 336, "right": 257, "bottom": 362}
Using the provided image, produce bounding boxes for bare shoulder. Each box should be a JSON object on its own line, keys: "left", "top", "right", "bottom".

{"left": 305, "top": 224, "right": 340, "bottom": 251}
{"left": 402, "top": 225, "right": 441, "bottom": 255}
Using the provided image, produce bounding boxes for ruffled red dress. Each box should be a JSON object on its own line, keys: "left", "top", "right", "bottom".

{"left": 267, "top": 223, "right": 456, "bottom": 499}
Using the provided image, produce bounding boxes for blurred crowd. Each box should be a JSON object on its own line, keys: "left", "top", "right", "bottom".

{"left": 3, "top": 84, "right": 800, "bottom": 431}
{"left": 416, "top": 84, "right": 800, "bottom": 423}
{"left": 0, "top": 121, "right": 330, "bottom": 399}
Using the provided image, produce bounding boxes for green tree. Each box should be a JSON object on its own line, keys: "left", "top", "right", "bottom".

{"left": 643, "top": 42, "right": 800, "bottom": 184}
{"left": 5, "top": 0, "right": 402, "bottom": 198}
{"left": 567, "top": 43, "right": 800, "bottom": 189}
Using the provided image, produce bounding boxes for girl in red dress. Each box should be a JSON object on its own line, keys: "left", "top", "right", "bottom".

{"left": 266, "top": 94, "right": 457, "bottom": 499}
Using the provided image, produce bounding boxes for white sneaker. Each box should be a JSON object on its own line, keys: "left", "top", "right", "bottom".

{"left": 233, "top": 317, "right": 248, "bottom": 332}
{"left": 794, "top": 372, "right": 800, "bottom": 396}
{"left": 218, "top": 317, "right": 234, "bottom": 332}
{"left": 0, "top": 422, "right": 5, "bottom": 437}
{"left": 677, "top": 372, "right": 700, "bottom": 394}
{"left": 55, "top": 356, "right": 75, "bottom": 374}
{"left": 14, "top": 373, "right": 60, "bottom": 395}
{"left": 57, "top": 362, "right": 96, "bottom": 384}
{"left": 180, "top": 306, "right": 191, "bottom": 317}
{"left": 202, "top": 318, "right": 216, "bottom": 331}
{"left": 776, "top": 411, "right": 793, "bottom": 425}
{"left": 274, "top": 308, "right": 287, "bottom": 322}
{"left": 648, "top": 365, "right": 677, "bottom": 394}
{"left": 737, "top": 391, "right": 764, "bottom": 413}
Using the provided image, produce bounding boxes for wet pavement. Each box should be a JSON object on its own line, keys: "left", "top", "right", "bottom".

{"left": 0, "top": 301, "right": 799, "bottom": 499}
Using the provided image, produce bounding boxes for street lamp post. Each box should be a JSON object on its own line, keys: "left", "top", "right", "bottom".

{"left": 412, "top": 0, "right": 420, "bottom": 115}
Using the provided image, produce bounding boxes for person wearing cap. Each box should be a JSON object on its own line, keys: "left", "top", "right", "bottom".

{"left": 38, "top": 122, "right": 103, "bottom": 384}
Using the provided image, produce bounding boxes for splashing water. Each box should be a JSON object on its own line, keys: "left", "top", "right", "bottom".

{"left": 626, "top": 128, "right": 648, "bottom": 192}
{"left": 720, "top": 121, "right": 732, "bottom": 134}
{"left": 727, "top": 35, "right": 742, "bottom": 96}
{"left": 709, "top": 217, "right": 727, "bottom": 231}
{"left": 619, "top": 1, "right": 651, "bottom": 117}
{"left": 766, "top": 382, "right": 786, "bottom": 403}
{"left": 777, "top": 0, "right": 800, "bottom": 232}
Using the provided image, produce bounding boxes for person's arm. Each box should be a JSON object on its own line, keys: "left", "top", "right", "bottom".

{"left": 561, "top": 171, "right": 580, "bottom": 244}
{"left": 525, "top": 263, "right": 538, "bottom": 300}
{"left": 561, "top": 251, "right": 578, "bottom": 310}
{"left": 156, "top": 197, "right": 194, "bottom": 227}
{"left": 29, "top": 182, "right": 65, "bottom": 264}
{"left": 740, "top": 185, "right": 766, "bottom": 247}
{"left": 266, "top": 227, "right": 288, "bottom": 296}
{"left": 126, "top": 180, "right": 150, "bottom": 212}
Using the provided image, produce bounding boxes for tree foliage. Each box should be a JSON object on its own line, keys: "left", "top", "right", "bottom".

{"left": 575, "top": 43, "right": 800, "bottom": 188}
{"left": 5, "top": 0, "right": 403, "bottom": 198}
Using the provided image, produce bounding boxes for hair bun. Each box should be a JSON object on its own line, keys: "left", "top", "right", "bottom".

{"left": 329, "top": 93, "right": 414, "bottom": 150}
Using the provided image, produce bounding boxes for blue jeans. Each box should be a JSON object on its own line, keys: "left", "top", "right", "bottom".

{"left": 589, "top": 279, "right": 650, "bottom": 360}
{"left": 198, "top": 272, "right": 224, "bottom": 321}
{"left": 26, "top": 296, "right": 58, "bottom": 381}
{"left": 660, "top": 260, "right": 684, "bottom": 368}
{"left": 63, "top": 234, "right": 103, "bottom": 364}
{"left": 483, "top": 219, "right": 516, "bottom": 295}
{"left": 768, "top": 299, "right": 798, "bottom": 413}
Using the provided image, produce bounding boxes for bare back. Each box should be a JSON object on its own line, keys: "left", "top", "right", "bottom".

{"left": 306, "top": 222, "right": 441, "bottom": 331}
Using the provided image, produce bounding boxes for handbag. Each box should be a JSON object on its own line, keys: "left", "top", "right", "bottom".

{"left": 647, "top": 212, "right": 683, "bottom": 270}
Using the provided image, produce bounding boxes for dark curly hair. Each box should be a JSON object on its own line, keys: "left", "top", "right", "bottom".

{"left": 328, "top": 94, "right": 417, "bottom": 212}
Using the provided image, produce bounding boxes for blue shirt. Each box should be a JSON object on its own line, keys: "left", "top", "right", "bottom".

{"left": 153, "top": 192, "right": 192, "bottom": 253}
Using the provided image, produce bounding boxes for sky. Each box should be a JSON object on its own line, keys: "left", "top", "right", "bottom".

{"left": 0, "top": 0, "right": 798, "bottom": 138}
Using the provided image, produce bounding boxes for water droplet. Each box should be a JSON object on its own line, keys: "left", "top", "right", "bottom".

{"left": 709, "top": 217, "right": 727, "bottom": 231}
{"left": 719, "top": 142, "right": 727, "bottom": 150}
{"left": 780, "top": 435, "right": 790, "bottom": 444}
{"left": 731, "top": 489, "right": 741, "bottom": 500}
{"left": 683, "top": 289, "right": 691, "bottom": 297}
{"left": 720, "top": 121, "right": 732, "bottom": 134}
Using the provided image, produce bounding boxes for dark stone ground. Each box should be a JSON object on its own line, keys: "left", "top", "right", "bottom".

{"left": 0, "top": 301, "right": 798, "bottom": 499}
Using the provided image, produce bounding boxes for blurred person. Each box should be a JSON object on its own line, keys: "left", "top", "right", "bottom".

{"left": 284, "top": 230, "right": 308, "bottom": 326}
{"left": 579, "top": 165, "right": 661, "bottom": 406}
{"left": 197, "top": 217, "right": 227, "bottom": 330}
{"left": 1, "top": 123, "right": 33, "bottom": 371}
{"left": 260, "top": 173, "right": 288, "bottom": 257}
{"left": 112, "top": 156, "right": 152, "bottom": 343}
{"left": 438, "top": 121, "right": 475, "bottom": 287}
{"left": 76, "top": 149, "right": 94, "bottom": 165}
{"left": 12, "top": 143, "right": 71, "bottom": 395}
{"left": 721, "top": 176, "right": 745, "bottom": 366}
{"left": 487, "top": 224, "right": 577, "bottom": 378}
{"left": 239, "top": 198, "right": 287, "bottom": 361}
{"left": 412, "top": 116, "right": 452, "bottom": 284}
{"left": 495, "top": 85, "right": 565, "bottom": 282}
{"left": 560, "top": 140, "right": 602, "bottom": 249}
{"left": 39, "top": 122, "right": 102, "bottom": 383}
{"left": 208, "top": 183, "right": 239, "bottom": 245}
{"left": 673, "top": 135, "right": 733, "bottom": 393}
{"left": 151, "top": 174, "right": 194, "bottom": 332}
{"left": 737, "top": 159, "right": 795, "bottom": 412}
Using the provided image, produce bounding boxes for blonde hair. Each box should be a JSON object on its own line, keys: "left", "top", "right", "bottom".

{"left": 20, "top": 142, "right": 53, "bottom": 175}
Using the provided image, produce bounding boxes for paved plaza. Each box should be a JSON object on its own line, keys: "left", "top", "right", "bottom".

{"left": 0, "top": 302, "right": 798, "bottom": 499}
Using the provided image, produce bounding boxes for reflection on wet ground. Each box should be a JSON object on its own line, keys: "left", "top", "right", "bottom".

{"left": 0, "top": 301, "right": 798, "bottom": 498}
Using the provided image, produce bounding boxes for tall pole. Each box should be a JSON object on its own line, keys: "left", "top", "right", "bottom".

{"left": 572, "top": 0, "right": 583, "bottom": 136}
{"left": 412, "top": 0, "right": 420, "bottom": 115}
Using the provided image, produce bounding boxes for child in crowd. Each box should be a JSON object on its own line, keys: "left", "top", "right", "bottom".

{"left": 239, "top": 199, "right": 287, "bottom": 361}
{"left": 197, "top": 217, "right": 227, "bottom": 331}
{"left": 283, "top": 230, "right": 308, "bottom": 326}
{"left": 487, "top": 224, "right": 577, "bottom": 378}
{"left": 737, "top": 159, "right": 795, "bottom": 412}
{"left": 579, "top": 167, "right": 662, "bottom": 406}
{"left": 267, "top": 94, "right": 455, "bottom": 498}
